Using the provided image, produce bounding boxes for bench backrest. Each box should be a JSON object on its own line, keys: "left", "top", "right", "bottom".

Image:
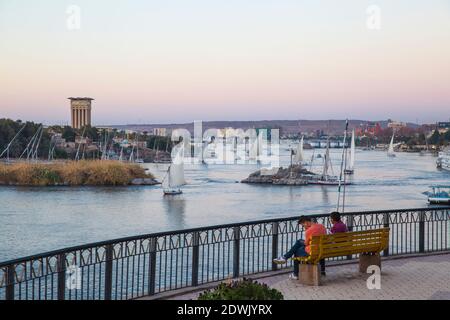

{"left": 308, "top": 228, "right": 390, "bottom": 264}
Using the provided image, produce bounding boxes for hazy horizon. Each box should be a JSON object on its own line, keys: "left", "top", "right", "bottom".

{"left": 1, "top": 0, "right": 450, "bottom": 124}
{"left": 0, "top": 116, "right": 444, "bottom": 127}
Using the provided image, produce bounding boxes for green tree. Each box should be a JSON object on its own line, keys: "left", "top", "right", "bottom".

{"left": 81, "top": 125, "right": 99, "bottom": 141}
{"left": 443, "top": 130, "right": 450, "bottom": 144}
{"left": 429, "top": 129, "right": 441, "bottom": 145}
{"left": 62, "top": 126, "right": 76, "bottom": 142}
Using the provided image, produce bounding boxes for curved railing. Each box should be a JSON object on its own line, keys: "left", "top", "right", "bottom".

{"left": 1, "top": 207, "right": 449, "bottom": 300}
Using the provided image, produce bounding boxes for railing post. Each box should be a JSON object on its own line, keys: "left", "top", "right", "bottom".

{"left": 148, "top": 237, "right": 157, "bottom": 296}
{"left": 233, "top": 227, "right": 240, "bottom": 278}
{"left": 346, "top": 215, "right": 354, "bottom": 260}
{"left": 5, "top": 265, "right": 15, "bottom": 300}
{"left": 419, "top": 211, "right": 425, "bottom": 253}
{"left": 57, "top": 253, "right": 66, "bottom": 300}
{"left": 104, "top": 244, "right": 113, "bottom": 300}
{"left": 271, "top": 222, "right": 279, "bottom": 271}
{"left": 191, "top": 232, "right": 200, "bottom": 287}
{"left": 383, "top": 213, "right": 390, "bottom": 257}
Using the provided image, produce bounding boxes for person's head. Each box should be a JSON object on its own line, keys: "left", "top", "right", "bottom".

{"left": 330, "top": 211, "right": 341, "bottom": 224}
{"left": 298, "top": 215, "right": 314, "bottom": 229}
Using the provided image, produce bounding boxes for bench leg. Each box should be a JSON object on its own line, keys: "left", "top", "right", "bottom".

{"left": 359, "top": 253, "right": 381, "bottom": 273}
{"left": 298, "top": 264, "right": 321, "bottom": 286}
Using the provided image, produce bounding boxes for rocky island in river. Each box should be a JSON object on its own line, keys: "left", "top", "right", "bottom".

{"left": 241, "top": 164, "right": 350, "bottom": 186}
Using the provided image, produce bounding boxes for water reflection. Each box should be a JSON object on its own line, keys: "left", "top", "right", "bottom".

{"left": 163, "top": 196, "right": 186, "bottom": 230}
{"left": 321, "top": 186, "right": 330, "bottom": 204}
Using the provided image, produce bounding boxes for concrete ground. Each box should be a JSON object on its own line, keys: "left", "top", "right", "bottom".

{"left": 164, "top": 253, "right": 450, "bottom": 300}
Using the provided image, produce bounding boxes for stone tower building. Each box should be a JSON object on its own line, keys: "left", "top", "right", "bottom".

{"left": 69, "top": 97, "right": 93, "bottom": 129}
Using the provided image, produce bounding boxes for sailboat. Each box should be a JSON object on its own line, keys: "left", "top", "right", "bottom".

{"left": 318, "top": 140, "right": 337, "bottom": 185}
{"left": 387, "top": 133, "right": 396, "bottom": 157}
{"left": 293, "top": 136, "right": 306, "bottom": 166}
{"left": 162, "top": 164, "right": 185, "bottom": 195}
{"left": 344, "top": 130, "right": 355, "bottom": 174}
{"left": 135, "top": 135, "right": 144, "bottom": 163}
{"left": 162, "top": 143, "right": 186, "bottom": 195}
{"left": 315, "top": 139, "right": 350, "bottom": 186}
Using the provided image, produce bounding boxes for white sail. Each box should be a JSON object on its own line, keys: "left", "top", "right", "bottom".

{"left": 169, "top": 142, "right": 186, "bottom": 187}
{"left": 248, "top": 136, "right": 258, "bottom": 160}
{"left": 349, "top": 130, "right": 355, "bottom": 170}
{"left": 162, "top": 167, "right": 170, "bottom": 189}
{"left": 162, "top": 141, "right": 186, "bottom": 191}
{"left": 257, "top": 131, "right": 266, "bottom": 159}
{"left": 169, "top": 163, "right": 185, "bottom": 187}
{"left": 388, "top": 133, "right": 395, "bottom": 155}
{"left": 249, "top": 140, "right": 257, "bottom": 160}
{"left": 294, "top": 136, "right": 304, "bottom": 164}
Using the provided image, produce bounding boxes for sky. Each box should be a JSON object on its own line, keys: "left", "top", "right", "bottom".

{"left": 1, "top": 0, "right": 450, "bottom": 125}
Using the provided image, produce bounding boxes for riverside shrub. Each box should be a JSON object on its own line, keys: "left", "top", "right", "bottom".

{"left": 198, "top": 278, "right": 284, "bottom": 300}
{"left": 0, "top": 160, "right": 154, "bottom": 186}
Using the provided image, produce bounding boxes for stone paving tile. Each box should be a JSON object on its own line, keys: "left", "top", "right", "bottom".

{"left": 166, "top": 254, "right": 450, "bottom": 300}
{"left": 429, "top": 291, "right": 450, "bottom": 300}
{"left": 263, "top": 254, "right": 450, "bottom": 300}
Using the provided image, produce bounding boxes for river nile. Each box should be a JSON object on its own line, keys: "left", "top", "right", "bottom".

{"left": 1, "top": 147, "right": 448, "bottom": 261}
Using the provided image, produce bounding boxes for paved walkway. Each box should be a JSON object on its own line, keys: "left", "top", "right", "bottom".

{"left": 167, "top": 253, "right": 450, "bottom": 300}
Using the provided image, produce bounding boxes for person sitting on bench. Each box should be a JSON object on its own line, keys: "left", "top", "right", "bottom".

{"left": 330, "top": 211, "right": 348, "bottom": 234}
{"left": 273, "top": 216, "right": 327, "bottom": 280}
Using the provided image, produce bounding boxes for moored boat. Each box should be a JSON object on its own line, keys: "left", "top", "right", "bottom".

{"left": 316, "top": 139, "right": 351, "bottom": 185}
{"left": 437, "top": 148, "right": 450, "bottom": 171}
{"left": 423, "top": 185, "right": 450, "bottom": 204}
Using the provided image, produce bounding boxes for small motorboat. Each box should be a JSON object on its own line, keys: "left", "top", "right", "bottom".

{"left": 437, "top": 148, "right": 450, "bottom": 171}
{"left": 423, "top": 185, "right": 450, "bottom": 204}
{"left": 313, "top": 177, "right": 351, "bottom": 186}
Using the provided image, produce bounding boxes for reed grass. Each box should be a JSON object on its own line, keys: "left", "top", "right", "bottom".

{"left": 0, "top": 161, "right": 154, "bottom": 186}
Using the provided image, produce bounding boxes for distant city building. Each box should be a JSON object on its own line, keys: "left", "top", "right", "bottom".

{"left": 255, "top": 128, "right": 272, "bottom": 140}
{"left": 112, "top": 137, "right": 147, "bottom": 149}
{"left": 437, "top": 122, "right": 450, "bottom": 133}
{"left": 152, "top": 128, "right": 167, "bottom": 136}
{"left": 387, "top": 120, "right": 407, "bottom": 130}
{"left": 132, "top": 140, "right": 147, "bottom": 149}
{"left": 119, "top": 139, "right": 131, "bottom": 148}
{"left": 217, "top": 127, "right": 235, "bottom": 138}
{"left": 69, "top": 97, "right": 94, "bottom": 129}
{"left": 52, "top": 133, "right": 67, "bottom": 148}
{"left": 356, "top": 122, "right": 382, "bottom": 136}
{"left": 75, "top": 136, "right": 92, "bottom": 145}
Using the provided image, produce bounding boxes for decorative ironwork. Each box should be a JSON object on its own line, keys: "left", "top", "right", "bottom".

{"left": 0, "top": 207, "right": 448, "bottom": 300}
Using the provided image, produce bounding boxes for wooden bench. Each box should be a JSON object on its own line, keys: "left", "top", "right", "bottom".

{"left": 292, "top": 227, "right": 390, "bottom": 286}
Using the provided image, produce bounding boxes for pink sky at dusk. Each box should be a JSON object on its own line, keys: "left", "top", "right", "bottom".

{"left": 1, "top": 0, "right": 450, "bottom": 125}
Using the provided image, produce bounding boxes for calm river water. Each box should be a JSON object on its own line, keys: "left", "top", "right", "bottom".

{"left": 1, "top": 146, "right": 448, "bottom": 261}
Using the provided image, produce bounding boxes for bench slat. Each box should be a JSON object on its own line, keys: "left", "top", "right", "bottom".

{"left": 293, "top": 227, "right": 390, "bottom": 264}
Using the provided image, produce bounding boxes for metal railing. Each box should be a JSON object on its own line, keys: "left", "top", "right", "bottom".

{"left": 0, "top": 207, "right": 449, "bottom": 300}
